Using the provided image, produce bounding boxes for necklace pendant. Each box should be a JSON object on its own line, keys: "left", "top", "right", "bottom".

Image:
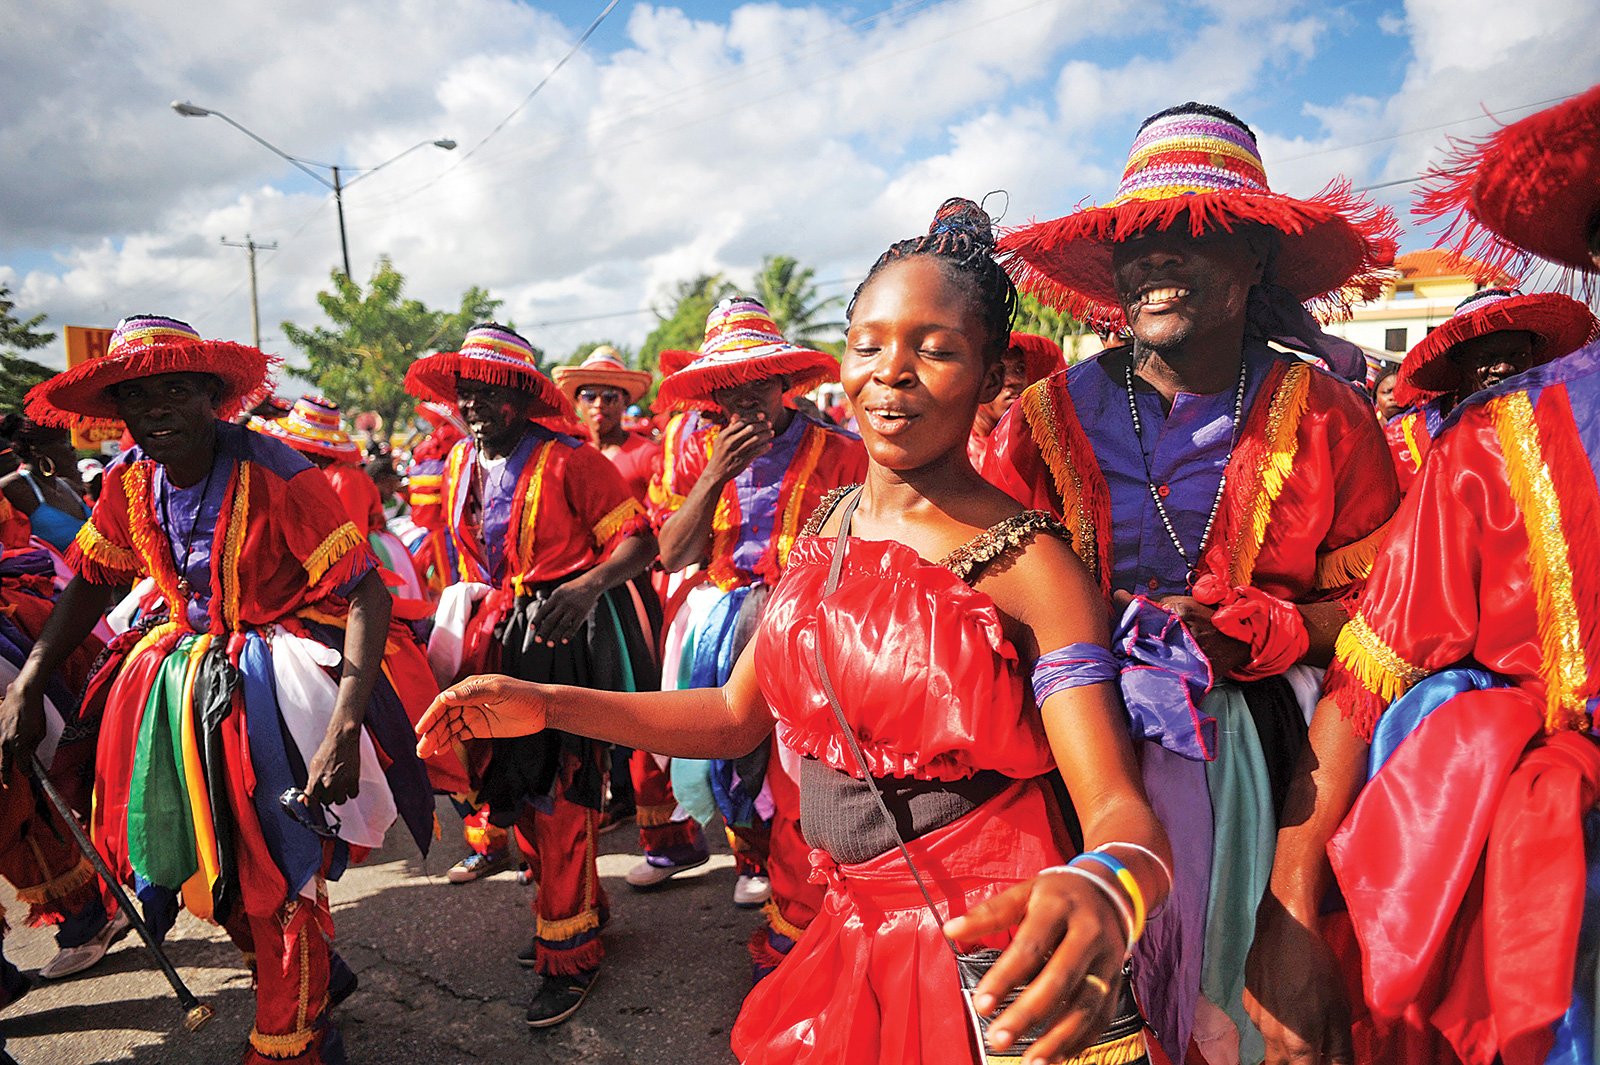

{"left": 176, "top": 578, "right": 191, "bottom": 600}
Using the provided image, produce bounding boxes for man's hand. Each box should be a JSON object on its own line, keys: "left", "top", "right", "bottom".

{"left": 415, "top": 674, "right": 549, "bottom": 759}
{"left": 532, "top": 577, "right": 604, "bottom": 645}
{"left": 1243, "top": 894, "right": 1355, "bottom": 1065}
{"left": 305, "top": 722, "right": 363, "bottom": 807}
{"left": 1157, "top": 595, "right": 1251, "bottom": 677}
{"left": 0, "top": 681, "right": 46, "bottom": 785}
{"left": 702, "top": 415, "right": 774, "bottom": 485}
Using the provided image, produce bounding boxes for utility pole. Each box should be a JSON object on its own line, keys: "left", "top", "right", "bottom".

{"left": 220, "top": 234, "right": 278, "bottom": 347}
{"left": 331, "top": 165, "right": 352, "bottom": 280}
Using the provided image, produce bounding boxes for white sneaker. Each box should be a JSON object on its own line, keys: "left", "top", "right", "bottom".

{"left": 39, "top": 908, "right": 130, "bottom": 980}
{"left": 733, "top": 874, "right": 771, "bottom": 908}
{"left": 624, "top": 852, "right": 709, "bottom": 889}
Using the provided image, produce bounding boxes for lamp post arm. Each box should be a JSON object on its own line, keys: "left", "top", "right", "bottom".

{"left": 208, "top": 110, "right": 335, "bottom": 190}
{"left": 342, "top": 139, "right": 455, "bottom": 187}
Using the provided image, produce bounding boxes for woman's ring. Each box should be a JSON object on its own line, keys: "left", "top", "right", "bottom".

{"left": 1081, "top": 974, "right": 1110, "bottom": 998}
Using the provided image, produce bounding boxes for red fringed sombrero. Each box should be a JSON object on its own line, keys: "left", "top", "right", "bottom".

{"left": 1395, "top": 287, "right": 1598, "bottom": 405}
{"left": 999, "top": 103, "right": 1399, "bottom": 327}
{"left": 655, "top": 297, "right": 839, "bottom": 412}
{"left": 552, "top": 346, "right": 653, "bottom": 404}
{"left": 404, "top": 323, "right": 572, "bottom": 420}
{"left": 25, "top": 314, "right": 275, "bottom": 427}
{"left": 1415, "top": 84, "right": 1600, "bottom": 285}
{"left": 1008, "top": 331, "right": 1065, "bottom": 384}
{"left": 253, "top": 396, "right": 363, "bottom": 461}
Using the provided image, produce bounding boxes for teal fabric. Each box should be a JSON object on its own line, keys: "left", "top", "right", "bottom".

{"left": 1200, "top": 683, "right": 1274, "bottom": 1065}
{"left": 669, "top": 622, "right": 719, "bottom": 827}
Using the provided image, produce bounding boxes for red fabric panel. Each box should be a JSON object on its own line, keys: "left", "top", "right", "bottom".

{"left": 322, "top": 463, "right": 383, "bottom": 534}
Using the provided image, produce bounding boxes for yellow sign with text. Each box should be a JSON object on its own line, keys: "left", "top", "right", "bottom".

{"left": 64, "top": 326, "right": 123, "bottom": 451}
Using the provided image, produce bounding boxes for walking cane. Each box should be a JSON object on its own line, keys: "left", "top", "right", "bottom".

{"left": 29, "top": 754, "right": 213, "bottom": 1032}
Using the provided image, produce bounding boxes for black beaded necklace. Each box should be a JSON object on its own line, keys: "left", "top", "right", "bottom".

{"left": 1123, "top": 345, "right": 1248, "bottom": 582}
{"left": 160, "top": 461, "right": 218, "bottom": 602}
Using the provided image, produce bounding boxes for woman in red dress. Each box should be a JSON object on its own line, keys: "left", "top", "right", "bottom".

{"left": 415, "top": 200, "right": 1171, "bottom": 1065}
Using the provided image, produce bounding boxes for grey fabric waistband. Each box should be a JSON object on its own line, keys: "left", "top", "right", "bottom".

{"left": 798, "top": 756, "right": 1009, "bottom": 866}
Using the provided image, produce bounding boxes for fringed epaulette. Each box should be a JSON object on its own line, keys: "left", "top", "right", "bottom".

{"left": 1330, "top": 614, "right": 1428, "bottom": 741}
{"left": 68, "top": 521, "right": 140, "bottom": 584}
{"left": 1313, "top": 515, "right": 1394, "bottom": 591}
{"left": 1489, "top": 389, "right": 1600, "bottom": 733}
{"left": 592, "top": 498, "right": 647, "bottom": 545}
{"left": 304, "top": 521, "right": 366, "bottom": 586}
{"left": 1018, "top": 380, "right": 1112, "bottom": 596}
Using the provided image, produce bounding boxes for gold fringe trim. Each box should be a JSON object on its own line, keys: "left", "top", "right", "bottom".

{"left": 221, "top": 461, "right": 250, "bottom": 631}
{"left": 510, "top": 440, "right": 556, "bottom": 596}
{"left": 1232, "top": 362, "right": 1311, "bottom": 586}
{"left": 249, "top": 1026, "right": 316, "bottom": 1058}
{"left": 776, "top": 423, "right": 829, "bottom": 570}
{"left": 762, "top": 898, "right": 807, "bottom": 942}
{"left": 1020, "top": 381, "right": 1098, "bottom": 579}
{"left": 1401, "top": 411, "right": 1425, "bottom": 471}
{"left": 1334, "top": 614, "right": 1428, "bottom": 703}
{"left": 302, "top": 521, "right": 364, "bottom": 586}
{"left": 592, "top": 497, "right": 646, "bottom": 545}
{"left": 538, "top": 907, "right": 601, "bottom": 942}
{"left": 1313, "top": 515, "right": 1394, "bottom": 590}
{"left": 73, "top": 521, "right": 138, "bottom": 574}
{"left": 635, "top": 803, "right": 678, "bottom": 828}
{"left": 14, "top": 857, "right": 94, "bottom": 906}
{"left": 1490, "top": 392, "right": 1592, "bottom": 732}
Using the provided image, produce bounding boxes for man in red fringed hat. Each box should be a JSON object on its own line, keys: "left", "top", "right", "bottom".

{"left": 647, "top": 296, "right": 866, "bottom": 978}
{"left": 404, "top": 322, "right": 659, "bottom": 1027}
{"left": 1383, "top": 285, "right": 1597, "bottom": 494}
{"left": 983, "top": 102, "right": 1402, "bottom": 1063}
{"left": 968, "top": 330, "right": 1064, "bottom": 466}
{"left": 1292, "top": 84, "right": 1600, "bottom": 1065}
{"left": 0, "top": 314, "right": 451, "bottom": 1065}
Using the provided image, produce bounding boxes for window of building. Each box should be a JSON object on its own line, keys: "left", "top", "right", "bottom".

{"left": 1385, "top": 327, "right": 1407, "bottom": 352}
{"left": 1393, "top": 283, "right": 1417, "bottom": 301}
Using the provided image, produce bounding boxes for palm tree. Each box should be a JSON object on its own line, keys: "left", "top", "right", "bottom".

{"left": 753, "top": 256, "right": 843, "bottom": 347}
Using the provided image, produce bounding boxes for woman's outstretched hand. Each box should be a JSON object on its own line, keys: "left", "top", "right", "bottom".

{"left": 942, "top": 869, "right": 1128, "bottom": 1065}
{"left": 415, "top": 674, "right": 548, "bottom": 758}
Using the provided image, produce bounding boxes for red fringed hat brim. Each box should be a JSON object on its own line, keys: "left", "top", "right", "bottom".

{"left": 1395, "top": 292, "right": 1599, "bottom": 406}
{"left": 404, "top": 352, "right": 573, "bottom": 421}
{"left": 550, "top": 365, "right": 653, "bottom": 404}
{"left": 654, "top": 349, "right": 839, "bottom": 413}
{"left": 657, "top": 349, "right": 698, "bottom": 378}
{"left": 24, "top": 340, "right": 275, "bottom": 427}
{"left": 1414, "top": 85, "right": 1600, "bottom": 288}
{"left": 999, "top": 182, "right": 1400, "bottom": 327}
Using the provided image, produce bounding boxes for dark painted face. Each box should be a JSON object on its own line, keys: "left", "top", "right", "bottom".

{"left": 1374, "top": 373, "right": 1402, "bottom": 420}
{"left": 1111, "top": 224, "right": 1264, "bottom": 352}
{"left": 1451, "top": 329, "right": 1536, "bottom": 398}
{"left": 843, "top": 256, "right": 1001, "bottom": 470}
{"left": 576, "top": 385, "right": 626, "bottom": 435}
{"left": 710, "top": 376, "right": 788, "bottom": 428}
{"left": 109, "top": 373, "right": 222, "bottom": 472}
{"left": 455, "top": 377, "right": 540, "bottom": 456}
{"left": 981, "top": 351, "right": 1029, "bottom": 422}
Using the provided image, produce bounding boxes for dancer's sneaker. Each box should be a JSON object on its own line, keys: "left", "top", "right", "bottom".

{"left": 446, "top": 850, "right": 512, "bottom": 884}
{"left": 624, "top": 846, "right": 710, "bottom": 889}
{"left": 526, "top": 967, "right": 598, "bottom": 1027}
{"left": 733, "top": 874, "right": 772, "bottom": 908}
{"left": 39, "top": 908, "right": 130, "bottom": 980}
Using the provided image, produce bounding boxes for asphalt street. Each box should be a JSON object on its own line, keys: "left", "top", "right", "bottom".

{"left": 0, "top": 798, "right": 756, "bottom": 1064}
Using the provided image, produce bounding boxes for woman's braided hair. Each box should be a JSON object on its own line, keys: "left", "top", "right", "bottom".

{"left": 847, "top": 197, "right": 1018, "bottom": 361}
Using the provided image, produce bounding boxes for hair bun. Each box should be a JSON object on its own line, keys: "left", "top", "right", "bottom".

{"left": 927, "top": 197, "right": 996, "bottom": 249}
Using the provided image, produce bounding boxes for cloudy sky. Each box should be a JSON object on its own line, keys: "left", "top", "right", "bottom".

{"left": 4, "top": 0, "right": 1597, "bottom": 382}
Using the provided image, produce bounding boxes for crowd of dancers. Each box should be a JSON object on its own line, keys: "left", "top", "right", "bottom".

{"left": 0, "top": 88, "right": 1597, "bottom": 1065}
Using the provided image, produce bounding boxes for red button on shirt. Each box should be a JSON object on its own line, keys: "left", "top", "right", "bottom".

{"left": 1157, "top": 483, "right": 1171, "bottom": 498}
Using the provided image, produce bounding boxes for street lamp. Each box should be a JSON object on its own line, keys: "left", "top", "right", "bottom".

{"left": 171, "top": 101, "right": 455, "bottom": 279}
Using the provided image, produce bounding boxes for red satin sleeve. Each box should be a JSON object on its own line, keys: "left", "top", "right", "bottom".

{"left": 558, "top": 442, "right": 648, "bottom": 554}
{"left": 323, "top": 462, "right": 383, "bottom": 534}
{"left": 66, "top": 465, "right": 141, "bottom": 585}
{"left": 756, "top": 536, "right": 1055, "bottom": 782}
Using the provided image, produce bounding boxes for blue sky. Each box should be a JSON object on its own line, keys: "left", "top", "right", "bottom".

{"left": 2, "top": 0, "right": 1595, "bottom": 371}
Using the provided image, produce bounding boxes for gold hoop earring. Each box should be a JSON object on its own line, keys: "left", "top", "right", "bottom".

{"left": 36, "top": 455, "right": 55, "bottom": 478}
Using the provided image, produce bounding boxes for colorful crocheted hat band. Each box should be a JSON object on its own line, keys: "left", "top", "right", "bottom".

{"left": 23, "top": 313, "right": 276, "bottom": 427}
{"left": 255, "top": 396, "right": 361, "bottom": 460}
{"left": 459, "top": 323, "right": 541, "bottom": 370}
{"left": 1109, "top": 110, "right": 1271, "bottom": 206}
{"left": 552, "top": 346, "right": 654, "bottom": 404}
{"left": 402, "top": 322, "right": 572, "bottom": 421}
{"left": 653, "top": 296, "right": 840, "bottom": 412}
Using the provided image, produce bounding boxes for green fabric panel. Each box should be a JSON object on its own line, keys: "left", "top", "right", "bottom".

{"left": 601, "top": 595, "right": 637, "bottom": 694}
{"left": 127, "top": 637, "right": 200, "bottom": 890}
{"left": 1200, "top": 682, "right": 1273, "bottom": 1065}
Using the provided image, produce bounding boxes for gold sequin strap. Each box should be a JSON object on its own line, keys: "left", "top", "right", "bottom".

{"left": 799, "top": 484, "right": 860, "bottom": 538}
{"left": 938, "top": 511, "right": 1073, "bottom": 582}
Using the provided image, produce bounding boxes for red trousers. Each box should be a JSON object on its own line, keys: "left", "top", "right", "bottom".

{"left": 750, "top": 739, "right": 823, "bottom": 973}
{"left": 514, "top": 748, "right": 608, "bottom": 974}
{"left": 230, "top": 879, "right": 336, "bottom": 1064}
{"left": 630, "top": 749, "right": 705, "bottom": 856}
{"left": 0, "top": 762, "right": 98, "bottom": 932}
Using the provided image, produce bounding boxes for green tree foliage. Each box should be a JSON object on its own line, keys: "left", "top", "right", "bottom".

{"left": 753, "top": 255, "right": 843, "bottom": 349}
{"left": 1010, "top": 291, "right": 1098, "bottom": 363}
{"left": 638, "top": 274, "right": 736, "bottom": 376}
{"left": 281, "top": 257, "right": 505, "bottom": 432}
{"left": 0, "top": 285, "right": 58, "bottom": 416}
{"left": 564, "top": 340, "right": 638, "bottom": 367}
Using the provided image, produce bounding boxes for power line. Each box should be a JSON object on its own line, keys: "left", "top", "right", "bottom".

{"left": 1272, "top": 91, "right": 1580, "bottom": 165}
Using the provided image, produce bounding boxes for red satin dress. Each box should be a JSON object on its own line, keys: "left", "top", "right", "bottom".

{"left": 730, "top": 525, "right": 1070, "bottom": 1065}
